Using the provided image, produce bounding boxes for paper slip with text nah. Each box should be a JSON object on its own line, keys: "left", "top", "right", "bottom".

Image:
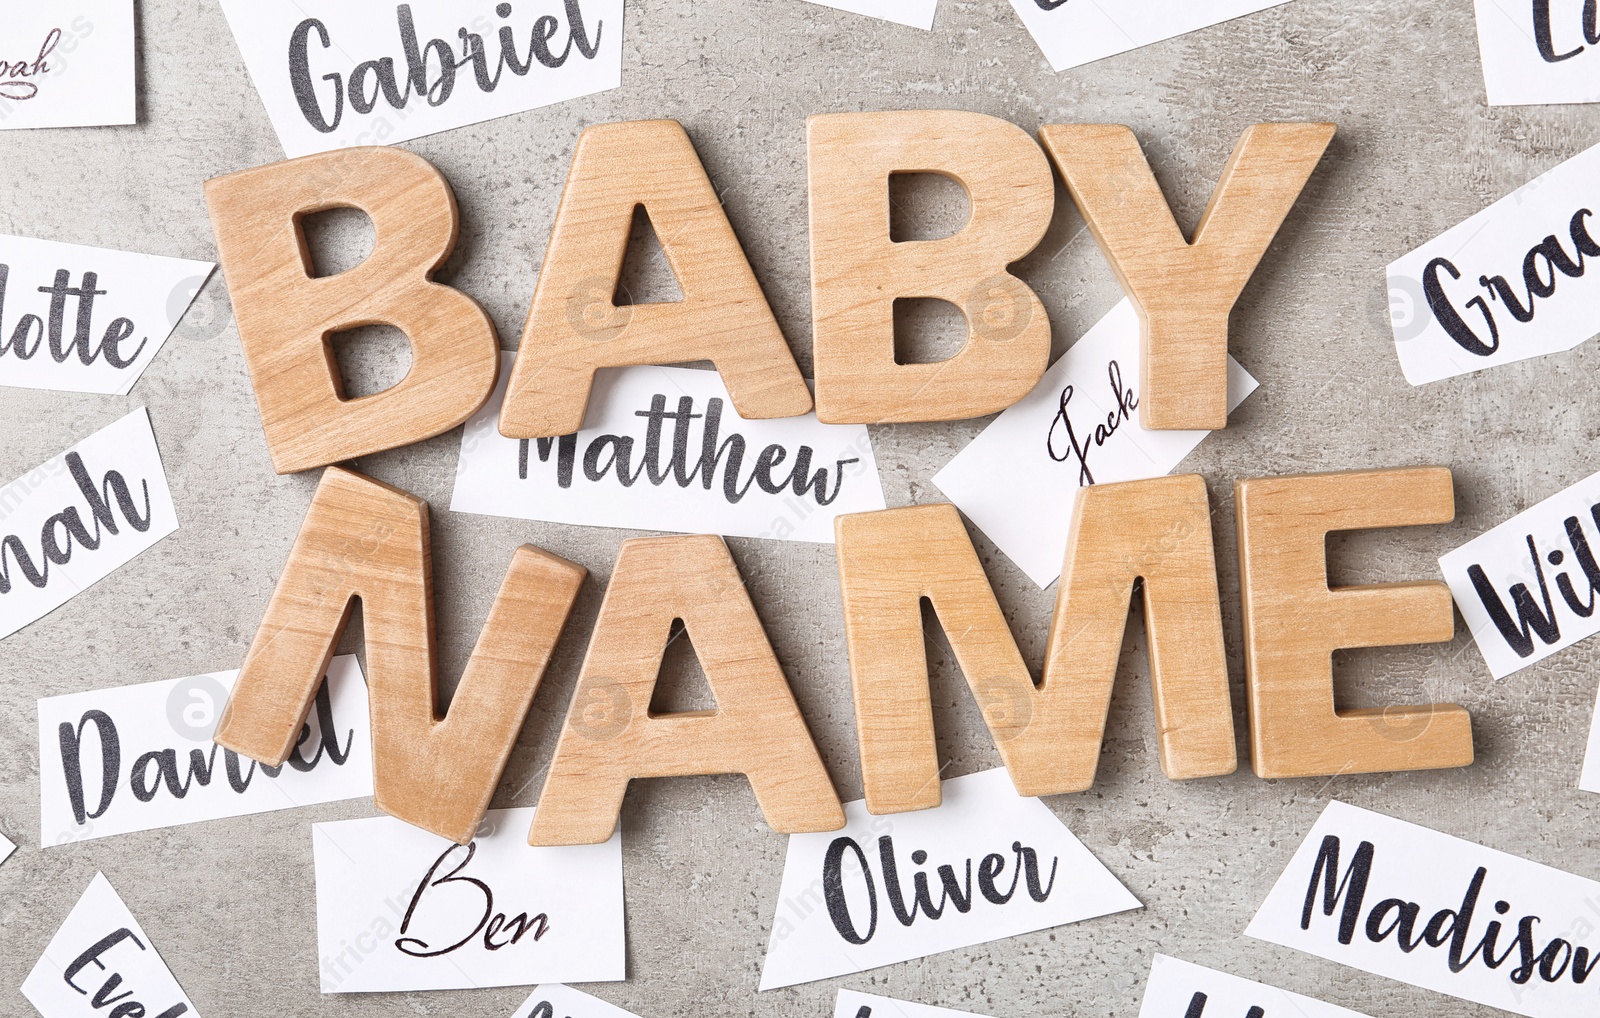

{"left": 39, "top": 656, "right": 372, "bottom": 846}
{"left": 218, "top": 0, "right": 623, "bottom": 158}
{"left": 1138, "top": 955, "right": 1374, "bottom": 1018}
{"left": 1248, "top": 801, "right": 1600, "bottom": 1018}
{"left": 1006, "top": 0, "right": 1294, "bottom": 73}
{"left": 23, "top": 872, "right": 200, "bottom": 1018}
{"left": 0, "top": 233, "right": 214, "bottom": 394}
{"left": 0, "top": 407, "right": 177, "bottom": 641}
{"left": 1389, "top": 140, "right": 1600, "bottom": 384}
{"left": 1438, "top": 466, "right": 1600, "bottom": 679}
{"left": 313, "top": 806, "right": 624, "bottom": 993}
{"left": 800, "top": 0, "right": 938, "bottom": 30}
{"left": 512, "top": 984, "right": 644, "bottom": 1018}
{"left": 836, "top": 990, "right": 996, "bottom": 1018}
{"left": 759, "top": 767, "right": 1140, "bottom": 990}
{"left": 0, "top": 1, "right": 135, "bottom": 131}
{"left": 933, "top": 299, "right": 1257, "bottom": 588}
{"left": 1474, "top": 0, "right": 1600, "bottom": 106}
{"left": 454, "top": 355, "right": 887, "bottom": 543}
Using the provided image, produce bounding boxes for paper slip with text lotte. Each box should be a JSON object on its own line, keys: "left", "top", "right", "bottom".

{"left": 933, "top": 299, "right": 1256, "bottom": 588}
{"left": 0, "top": 234, "right": 213, "bottom": 394}
{"left": 39, "top": 656, "right": 373, "bottom": 845}
{"left": 313, "top": 806, "right": 624, "bottom": 992}
{"left": 454, "top": 356, "right": 886, "bottom": 543}
{"left": 1248, "top": 800, "right": 1600, "bottom": 1018}
{"left": 759, "top": 767, "right": 1139, "bottom": 989}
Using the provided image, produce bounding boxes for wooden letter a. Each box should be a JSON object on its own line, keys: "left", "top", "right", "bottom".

{"left": 212, "top": 467, "right": 586, "bottom": 844}
{"left": 528, "top": 535, "right": 845, "bottom": 846}
{"left": 499, "top": 120, "right": 812, "bottom": 438}
{"left": 836, "top": 476, "right": 1236, "bottom": 814}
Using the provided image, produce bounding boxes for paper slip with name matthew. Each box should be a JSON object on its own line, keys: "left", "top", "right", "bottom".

{"left": 1474, "top": 0, "right": 1600, "bottom": 107}
{"left": 1438, "top": 466, "right": 1600, "bottom": 679}
{"left": 0, "top": 233, "right": 214, "bottom": 394}
{"left": 0, "top": 1, "right": 136, "bottom": 130}
{"left": 512, "top": 984, "right": 643, "bottom": 1018}
{"left": 313, "top": 807, "right": 623, "bottom": 993}
{"left": 218, "top": 0, "right": 622, "bottom": 158}
{"left": 23, "top": 872, "right": 200, "bottom": 1018}
{"left": 1006, "top": 0, "right": 1294, "bottom": 73}
{"left": 933, "top": 299, "right": 1257, "bottom": 588}
{"left": 39, "top": 656, "right": 372, "bottom": 846}
{"left": 800, "top": 0, "right": 938, "bottom": 30}
{"left": 454, "top": 355, "right": 886, "bottom": 543}
{"left": 0, "top": 408, "right": 177, "bottom": 641}
{"left": 1247, "top": 800, "right": 1600, "bottom": 1018}
{"left": 1138, "top": 955, "right": 1373, "bottom": 1018}
{"left": 759, "top": 767, "right": 1139, "bottom": 990}
{"left": 1389, "top": 140, "right": 1600, "bottom": 384}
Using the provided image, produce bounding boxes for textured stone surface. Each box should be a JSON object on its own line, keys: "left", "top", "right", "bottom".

{"left": 1, "top": 1, "right": 1597, "bottom": 1016}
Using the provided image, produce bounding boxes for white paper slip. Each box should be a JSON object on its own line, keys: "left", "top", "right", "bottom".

{"left": 22, "top": 872, "right": 200, "bottom": 1018}
{"left": 1138, "top": 955, "right": 1374, "bottom": 1018}
{"left": 1583, "top": 682, "right": 1600, "bottom": 794}
{"left": 835, "top": 990, "right": 996, "bottom": 1018}
{"left": 454, "top": 354, "right": 887, "bottom": 543}
{"left": 1389, "top": 140, "right": 1600, "bottom": 384}
{"left": 1474, "top": 0, "right": 1600, "bottom": 107}
{"left": 1006, "top": 0, "right": 1293, "bottom": 73}
{"left": 1247, "top": 800, "right": 1600, "bottom": 1018}
{"left": 759, "top": 767, "right": 1140, "bottom": 990}
{"left": 39, "top": 656, "right": 373, "bottom": 846}
{"left": 932, "top": 299, "right": 1257, "bottom": 588}
{"left": 0, "top": 2, "right": 135, "bottom": 130}
{"left": 0, "top": 831, "right": 14, "bottom": 865}
{"left": 0, "top": 234, "right": 214, "bottom": 394}
{"left": 219, "top": 0, "right": 623, "bottom": 158}
{"left": 0, "top": 407, "right": 178, "bottom": 641}
{"left": 1438, "top": 466, "right": 1600, "bottom": 679}
{"left": 512, "top": 985, "right": 643, "bottom": 1018}
{"left": 313, "top": 806, "right": 624, "bottom": 993}
{"left": 800, "top": 0, "right": 938, "bottom": 30}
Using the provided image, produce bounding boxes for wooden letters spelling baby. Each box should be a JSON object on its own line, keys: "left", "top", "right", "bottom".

{"left": 203, "top": 112, "right": 1473, "bottom": 848}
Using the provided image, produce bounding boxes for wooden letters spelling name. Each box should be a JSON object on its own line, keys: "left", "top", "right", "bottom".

{"left": 206, "top": 112, "right": 1472, "bottom": 847}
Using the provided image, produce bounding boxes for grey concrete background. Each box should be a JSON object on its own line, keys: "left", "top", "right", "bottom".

{"left": 1, "top": 0, "right": 1597, "bottom": 1015}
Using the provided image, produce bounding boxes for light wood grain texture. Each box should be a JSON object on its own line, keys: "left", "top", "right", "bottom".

{"left": 1038, "top": 122, "right": 1334, "bottom": 431}
{"left": 498, "top": 119, "right": 811, "bottom": 439}
{"left": 807, "top": 110, "right": 1054, "bottom": 424}
{"left": 204, "top": 147, "right": 500, "bottom": 474}
{"left": 835, "top": 476, "right": 1235, "bottom": 815}
{"left": 212, "top": 466, "right": 585, "bottom": 844}
{"left": 527, "top": 534, "right": 845, "bottom": 846}
{"left": 1235, "top": 467, "right": 1474, "bottom": 779}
